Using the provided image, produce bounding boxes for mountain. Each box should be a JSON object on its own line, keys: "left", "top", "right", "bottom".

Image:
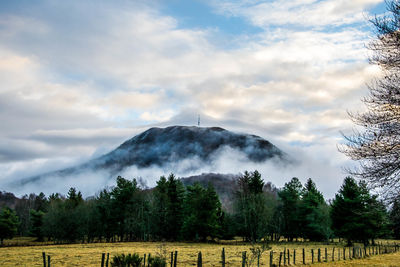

{"left": 21, "top": 126, "right": 288, "bottom": 185}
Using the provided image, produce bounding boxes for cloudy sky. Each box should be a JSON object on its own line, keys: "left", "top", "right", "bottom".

{"left": 0, "top": 0, "right": 388, "bottom": 198}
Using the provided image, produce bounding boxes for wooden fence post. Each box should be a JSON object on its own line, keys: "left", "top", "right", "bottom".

{"left": 257, "top": 251, "right": 260, "bottom": 267}
{"left": 343, "top": 247, "right": 346, "bottom": 260}
{"left": 283, "top": 248, "right": 286, "bottom": 266}
{"left": 352, "top": 247, "right": 355, "bottom": 259}
{"left": 47, "top": 255, "right": 51, "bottom": 267}
{"left": 302, "top": 248, "right": 305, "bottom": 265}
{"left": 269, "top": 251, "right": 273, "bottom": 267}
{"left": 42, "top": 252, "right": 46, "bottom": 267}
{"left": 174, "top": 251, "right": 178, "bottom": 267}
{"left": 242, "top": 251, "right": 246, "bottom": 267}
{"left": 318, "top": 248, "right": 321, "bottom": 262}
{"left": 332, "top": 248, "right": 335, "bottom": 261}
{"left": 170, "top": 252, "right": 173, "bottom": 267}
{"left": 311, "top": 249, "right": 314, "bottom": 263}
{"left": 106, "top": 253, "right": 109, "bottom": 267}
{"left": 325, "top": 248, "right": 327, "bottom": 262}
{"left": 338, "top": 248, "right": 340, "bottom": 261}
{"left": 101, "top": 253, "right": 105, "bottom": 267}
{"left": 148, "top": 253, "right": 151, "bottom": 267}
{"left": 279, "top": 252, "right": 282, "bottom": 267}
{"left": 287, "top": 249, "right": 290, "bottom": 265}
{"left": 197, "top": 251, "right": 202, "bottom": 267}
{"left": 144, "top": 254, "right": 146, "bottom": 267}
{"left": 221, "top": 248, "right": 225, "bottom": 267}
{"left": 293, "top": 249, "right": 296, "bottom": 265}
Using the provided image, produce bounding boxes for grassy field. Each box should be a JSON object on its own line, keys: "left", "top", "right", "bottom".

{"left": 0, "top": 238, "right": 399, "bottom": 266}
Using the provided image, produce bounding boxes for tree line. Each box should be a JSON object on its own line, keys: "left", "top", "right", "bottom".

{"left": 0, "top": 171, "right": 399, "bottom": 246}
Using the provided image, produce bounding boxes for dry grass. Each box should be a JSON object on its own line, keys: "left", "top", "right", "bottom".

{"left": 304, "top": 252, "right": 400, "bottom": 267}
{"left": 0, "top": 239, "right": 399, "bottom": 266}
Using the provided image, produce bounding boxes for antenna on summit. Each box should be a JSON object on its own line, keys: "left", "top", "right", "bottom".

{"left": 197, "top": 114, "right": 200, "bottom": 127}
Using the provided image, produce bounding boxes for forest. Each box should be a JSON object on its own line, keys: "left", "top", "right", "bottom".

{"left": 1, "top": 171, "right": 399, "bottom": 246}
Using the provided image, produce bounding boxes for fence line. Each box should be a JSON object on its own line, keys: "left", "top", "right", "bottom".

{"left": 38, "top": 243, "right": 399, "bottom": 266}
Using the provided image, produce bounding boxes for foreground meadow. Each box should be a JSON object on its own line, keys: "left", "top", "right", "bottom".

{"left": 1, "top": 240, "right": 399, "bottom": 267}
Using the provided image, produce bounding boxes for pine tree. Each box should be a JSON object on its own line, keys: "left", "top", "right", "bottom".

{"left": 278, "top": 177, "right": 302, "bottom": 241}
{"left": 165, "top": 174, "right": 185, "bottom": 240}
{"left": 298, "top": 179, "right": 331, "bottom": 241}
{"left": 181, "top": 183, "right": 222, "bottom": 241}
{"left": 151, "top": 176, "right": 169, "bottom": 239}
{"left": 0, "top": 207, "right": 19, "bottom": 246}
{"left": 389, "top": 195, "right": 400, "bottom": 239}
{"left": 234, "top": 170, "right": 271, "bottom": 242}
{"left": 331, "top": 177, "right": 387, "bottom": 245}
{"left": 29, "top": 209, "right": 44, "bottom": 241}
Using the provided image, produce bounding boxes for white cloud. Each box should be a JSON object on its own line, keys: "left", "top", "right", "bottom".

{"left": 212, "top": 0, "right": 383, "bottom": 28}
{"left": 0, "top": 0, "right": 386, "bottom": 197}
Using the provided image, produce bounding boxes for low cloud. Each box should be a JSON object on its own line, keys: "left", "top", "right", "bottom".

{"left": 2, "top": 130, "right": 349, "bottom": 200}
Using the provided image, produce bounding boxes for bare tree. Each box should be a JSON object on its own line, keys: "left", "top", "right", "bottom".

{"left": 340, "top": 0, "right": 400, "bottom": 201}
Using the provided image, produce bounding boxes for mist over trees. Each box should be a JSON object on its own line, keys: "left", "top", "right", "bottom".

{"left": 340, "top": 0, "right": 400, "bottom": 202}
{"left": 0, "top": 171, "right": 396, "bottom": 245}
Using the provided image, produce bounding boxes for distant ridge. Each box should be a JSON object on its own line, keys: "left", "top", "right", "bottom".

{"left": 21, "top": 126, "right": 289, "bottom": 184}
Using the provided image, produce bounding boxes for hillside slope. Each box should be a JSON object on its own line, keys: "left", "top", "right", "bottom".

{"left": 21, "top": 126, "right": 288, "bottom": 186}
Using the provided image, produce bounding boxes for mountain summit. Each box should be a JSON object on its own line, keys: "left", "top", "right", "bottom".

{"left": 97, "top": 126, "right": 285, "bottom": 170}
{"left": 22, "top": 126, "right": 288, "bottom": 185}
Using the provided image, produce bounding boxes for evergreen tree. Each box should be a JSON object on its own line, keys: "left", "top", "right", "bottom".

{"left": 95, "top": 189, "right": 115, "bottom": 242}
{"left": 389, "top": 195, "right": 400, "bottom": 239}
{"left": 29, "top": 209, "right": 44, "bottom": 241}
{"left": 82, "top": 199, "right": 102, "bottom": 243}
{"left": 181, "top": 183, "right": 222, "bottom": 241}
{"left": 66, "top": 188, "right": 83, "bottom": 209}
{"left": 278, "top": 177, "right": 302, "bottom": 241}
{"left": 34, "top": 192, "right": 48, "bottom": 212}
{"left": 110, "top": 176, "right": 139, "bottom": 241}
{"left": 298, "top": 179, "right": 331, "bottom": 241}
{"left": 235, "top": 170, "right": 272, "bottom": 242}
{"left": 0, "top": 207, "right": 19, "bottom": 246}
{"left": 42, "top": 188, "right": 86, "bottom": 243}
{"left": 165, "top": 174, "right": 185, "bottom": 240}
{"left": 151, "top": 176, "right": 169, "bottom": 239}
{"left": 331, "top": 177, "right": 387, "bottom": 245}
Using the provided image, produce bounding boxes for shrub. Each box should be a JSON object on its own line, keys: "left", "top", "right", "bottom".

{"left": 110, "top": 253, "right": 142, "bottom": 267}
{"left": 148, "top": 255, "right": 167, "bottom": 267}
